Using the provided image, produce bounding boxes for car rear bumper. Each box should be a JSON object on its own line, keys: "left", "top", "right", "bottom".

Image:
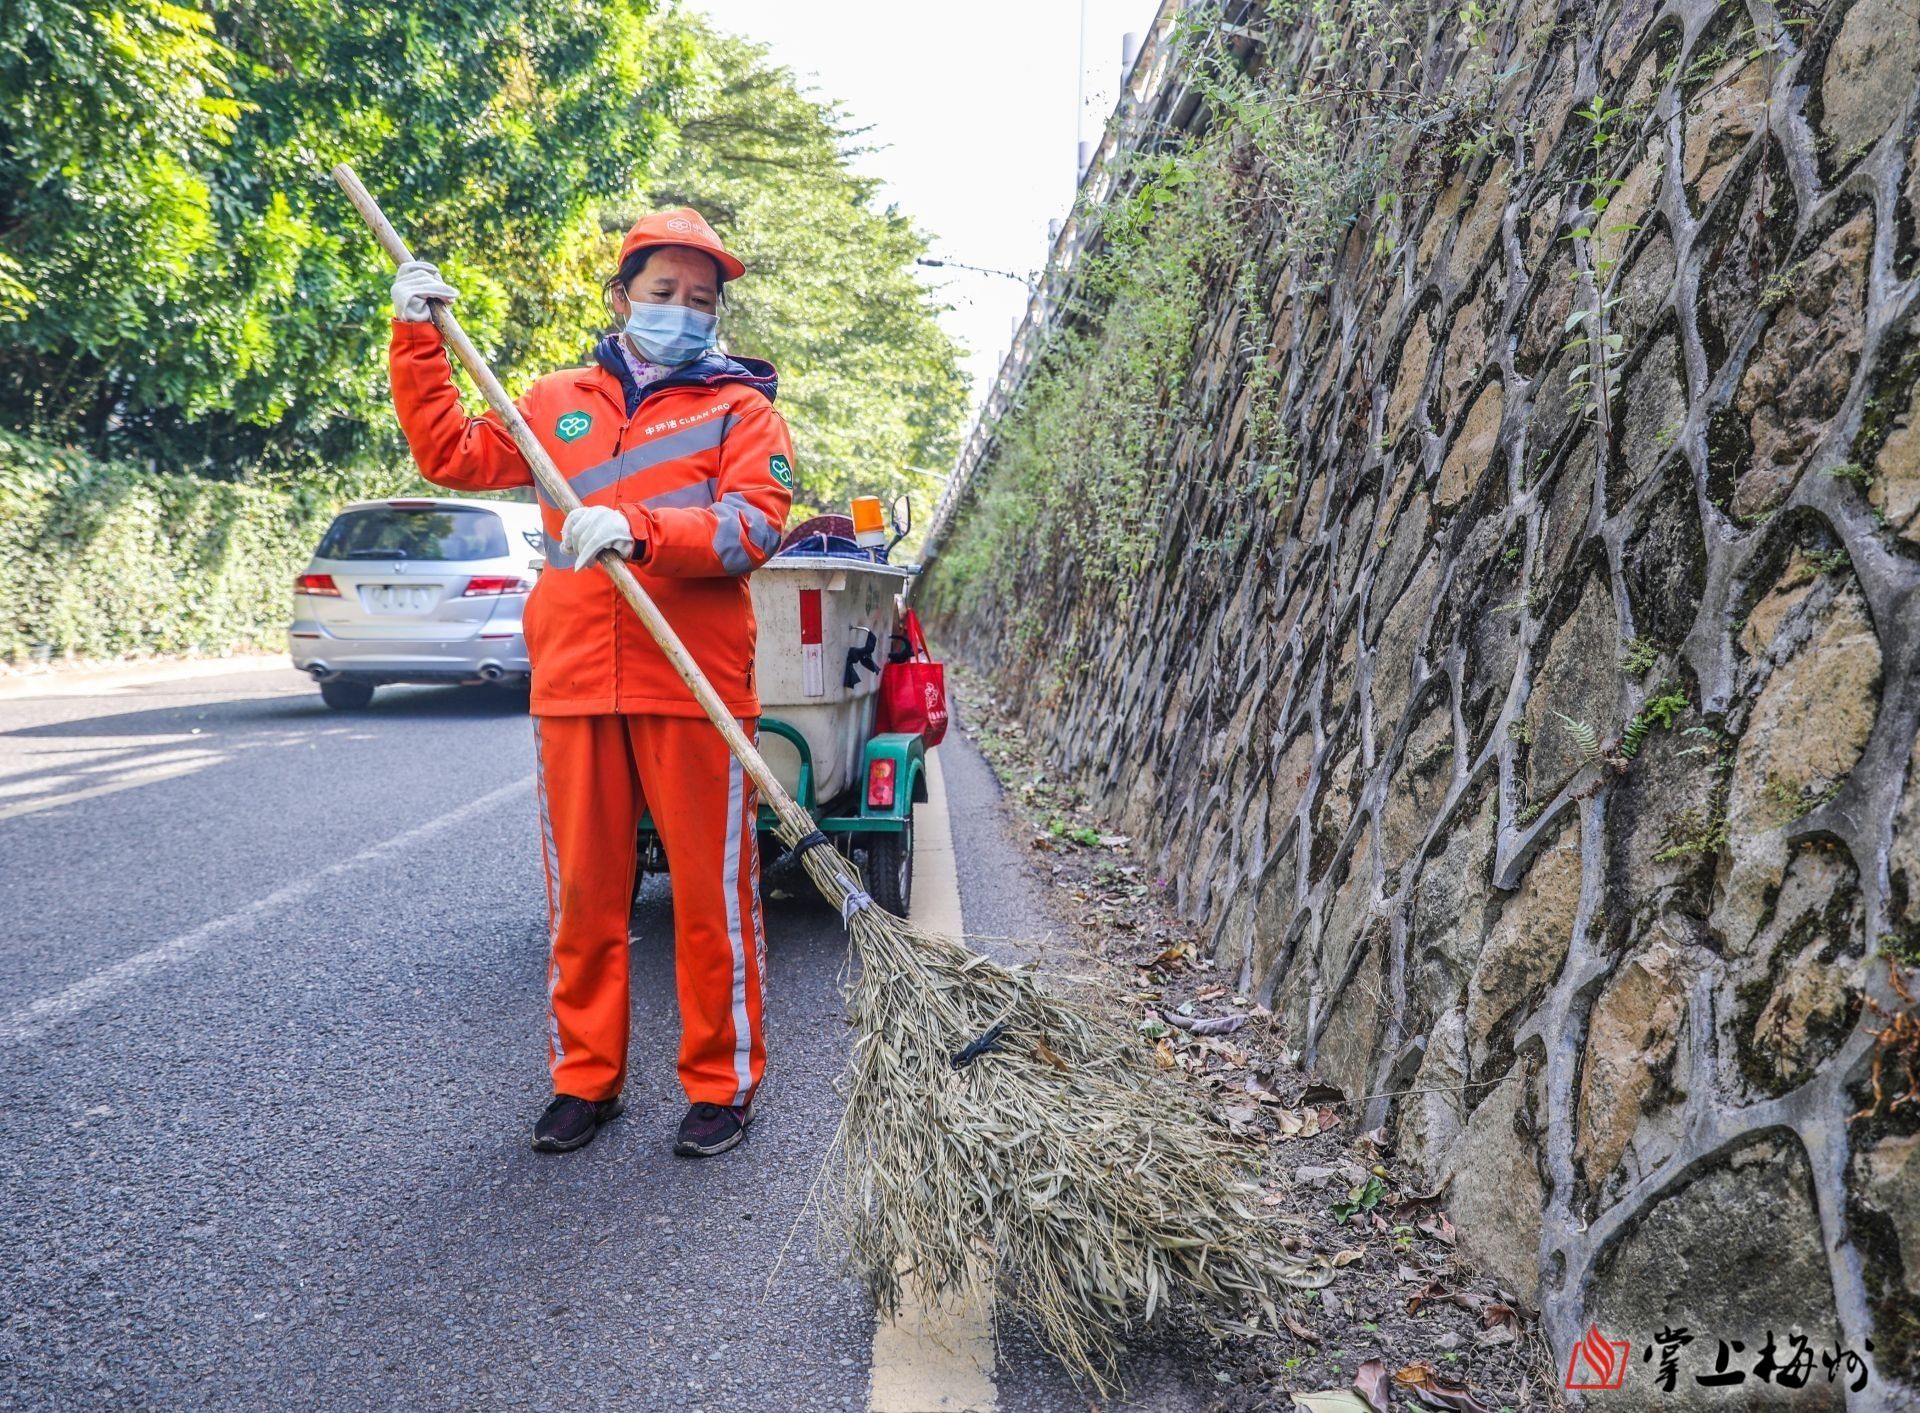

{"left": 287, "top": 624, "right": 530, "bottom": 684}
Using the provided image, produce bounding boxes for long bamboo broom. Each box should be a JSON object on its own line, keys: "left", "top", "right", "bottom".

{"left": 333, "top": 164, "right": 1333, "bottom": 1390}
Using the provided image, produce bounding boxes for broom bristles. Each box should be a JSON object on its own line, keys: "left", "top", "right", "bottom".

{"left": 790, "top": 839, "right": 1333, "bottom": 1393}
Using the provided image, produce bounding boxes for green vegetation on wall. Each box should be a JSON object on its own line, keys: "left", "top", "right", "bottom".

{"left": 922, "top": 0, "right": 1504, "bottom": 665}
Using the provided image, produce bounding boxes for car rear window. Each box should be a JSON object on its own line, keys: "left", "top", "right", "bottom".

{"left": 317, "top": 507, "right": 509, "bottom": 562}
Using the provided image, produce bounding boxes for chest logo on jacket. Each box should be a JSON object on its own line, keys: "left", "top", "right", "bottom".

{"left": 555, "top": 411, "right": 593, "bottom": 443}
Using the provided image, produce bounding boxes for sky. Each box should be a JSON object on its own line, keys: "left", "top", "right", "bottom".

{"left": 689, "top": 0, "right": 1165, "bottom": 413}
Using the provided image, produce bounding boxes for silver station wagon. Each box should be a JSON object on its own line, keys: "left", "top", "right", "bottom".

{"left": 289, "top": 497, "right": 545, "bottom": 709}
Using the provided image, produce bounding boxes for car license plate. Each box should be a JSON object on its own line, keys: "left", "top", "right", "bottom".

{"left": 363, "top": 584, "right": 437, "bottom": 613}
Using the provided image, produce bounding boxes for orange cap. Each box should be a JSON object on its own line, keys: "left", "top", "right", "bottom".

{"left": 616, "top": 208, "right": 746, "bottom": 282}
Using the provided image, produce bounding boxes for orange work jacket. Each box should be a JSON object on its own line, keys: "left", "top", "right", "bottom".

{"left": 389, "top": 321, "right": 795, "bottom": 718}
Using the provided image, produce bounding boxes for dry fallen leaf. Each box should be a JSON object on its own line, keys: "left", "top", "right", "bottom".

{"left": 1331, "top": 1248, "right": 1366, "bottom": 1268}
{"left": 1281, "top": 1308, "right": 1322, "bottom": 1344}
{"left": 1418, "top": 1212, "right": 1458, "bottom": 1245}
{"left": 1353, "top": 1358, "right": 1390, "bottom": 1413}
{"left": 1291, "top": 1391, "right": 1373, "bottom": 1413}
{"left": 1032, "top": 1035, "right": 1071, "bottom": 1073}
{"left": 1153, "top": 1038, "right": 1177, "bottom": 1069}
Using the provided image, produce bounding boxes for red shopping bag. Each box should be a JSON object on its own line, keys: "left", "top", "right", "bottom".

{"left": 876, "top": 608, "right": 949, "bottom": 746}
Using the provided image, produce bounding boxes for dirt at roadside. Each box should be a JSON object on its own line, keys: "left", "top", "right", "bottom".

{"left": 949, "top": 667, "right": 1565, "bottom": 1413}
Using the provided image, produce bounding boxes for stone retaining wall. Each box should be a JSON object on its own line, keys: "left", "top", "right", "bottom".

{"left": 922, "top": 0, "right": 1920, "bottom": 1401}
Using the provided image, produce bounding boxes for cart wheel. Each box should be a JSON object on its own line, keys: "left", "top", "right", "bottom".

{"left": 865, "top": 816, "right": 913, "bottom": 917}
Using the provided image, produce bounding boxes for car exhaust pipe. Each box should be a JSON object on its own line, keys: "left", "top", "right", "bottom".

{"left": 478, "top": 663, "right": 506, "bottom": 682}
{"left": 305, "top": 663, "right": 335, "bottom": 681}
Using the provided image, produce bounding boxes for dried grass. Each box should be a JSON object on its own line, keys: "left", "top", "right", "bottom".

{"left": 793, "top": 841, "right": 1334, "bottom": 1393}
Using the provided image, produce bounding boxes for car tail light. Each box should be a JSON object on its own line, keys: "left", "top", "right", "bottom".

{"left": 462, "top": 576, "right": 533, "bottom": 597}
{"left": 294, "top": 573, "right": 342, "bottom": 597}
{"left": 866, "top": 757, "right": 896, "bottom": 809}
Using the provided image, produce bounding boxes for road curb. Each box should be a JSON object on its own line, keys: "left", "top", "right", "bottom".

{"left": 0, "top": 654, "right": 297, "bottom": 700}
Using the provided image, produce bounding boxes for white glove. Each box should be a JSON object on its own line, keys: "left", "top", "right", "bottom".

{"left": 392, "top": 260, "right": 459, "bottom": 321}
{"left": 561, "top": 506, "right": 634, "bottom": 565}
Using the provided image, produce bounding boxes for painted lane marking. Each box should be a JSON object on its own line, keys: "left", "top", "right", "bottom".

{"left": 868, "top": 748, "right": 997, "bottom": 1413}
{"left": 0, "top": 776, "right": 532, "bottom": 1044}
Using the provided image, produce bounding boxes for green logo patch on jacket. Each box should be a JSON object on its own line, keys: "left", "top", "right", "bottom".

{"left": 555, "top": 411, "right": 593, "bottom": 443}
{"left": 768, "top": 453, "right": 793, "bottom": 487}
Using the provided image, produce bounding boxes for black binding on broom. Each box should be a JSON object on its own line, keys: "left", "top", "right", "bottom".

{"left": 769, "top": 828, "right": 834, "bottom": 876}
{"left": 950, "top": 1022, "right": 1009, "bottom": 1069}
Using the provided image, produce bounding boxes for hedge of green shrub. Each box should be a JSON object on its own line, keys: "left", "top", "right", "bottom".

{"left": 0, "top": 430, "right": 409, "bottom": 663}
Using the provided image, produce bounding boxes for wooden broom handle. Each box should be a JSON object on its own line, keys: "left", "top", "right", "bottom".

{"left": 332, "top": 163, "right": 813, "bottom": 837}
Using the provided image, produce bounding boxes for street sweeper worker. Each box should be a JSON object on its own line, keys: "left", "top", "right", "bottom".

{"left": 385, "top": 208, "right": 793, "bottom": 1158}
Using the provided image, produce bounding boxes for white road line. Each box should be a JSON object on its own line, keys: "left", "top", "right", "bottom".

{"left": 0, "top": 775, "right": 533, "bottom": 1044}
{"left": 869, "top": 748, "right": 997, "bottom": 1413}
{"left": 0, "top": 756, "right": 221, "bottom": 822}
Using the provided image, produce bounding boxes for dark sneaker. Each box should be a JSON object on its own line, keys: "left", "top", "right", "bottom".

{"left": 531, "top": 1093, "right": 624, "bottom": 1153}
{"left": 673, "top": 1100, "right": 753, "bottom": 1157}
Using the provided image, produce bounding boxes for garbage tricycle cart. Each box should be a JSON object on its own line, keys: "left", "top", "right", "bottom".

{"left": 635, "top": 516, "right": 930, "bottom": 914}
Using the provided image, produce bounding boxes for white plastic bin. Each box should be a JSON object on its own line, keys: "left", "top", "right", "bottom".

{"left": 749, "top": 556, "right": 913, "bottom": 806}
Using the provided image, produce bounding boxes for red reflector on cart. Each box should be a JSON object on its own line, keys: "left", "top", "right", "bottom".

{"left": 800, "top": 588, "right": 825, "bottom": 697}
{"left": 867, "top": 757, "right": 896, "bottom": 809}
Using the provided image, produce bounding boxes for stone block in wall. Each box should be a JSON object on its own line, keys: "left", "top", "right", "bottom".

{"left": 1818, "top": 0, "right": 1920, "bottom": 169}
{"left": 1853, "top": 1134, "right": 1920, "bottom": 1298}
{"left": 1445, "top": 159, "right": 1511, "bottom": 292}
{"left": 1392, "top": 1002, "right": 1468, "bottom": 1182}
{"left": 1465, "top": 825, "right": 1582, "bottom": 1073}
{"left": 1538, "top": 436, "right": 1598, "bottom": 592}
{"left": 1588, "top": 1138, "right": 1843, "bottom": 1410}
{"left": 1683, "top": 53, "right": 1772, "bottom": 212}
{"left": 1730, "top": 210, "right": 1872, "bottom": 520}
{"left": 1315, "top": 937, "right": 1386, "bottom": 1105}
{"left": 1727, "top": 845, "right": 1864, "bottom": 1097}
{"left": 1717, "top": 579, "right": 1880, "bottom": 946}
{"left": 1616, "top": 330, "right": 1686, "bottom": 497}
{"left": 1521, "top": 575, "right": 1622, "bottom": 804}
{"left": 1409, "top": 785, "right": 1500, "bottom": 1016}
{"left": 1441, "top": 1069, "right": 1544, "bottom": 1307}
{"left": 1866, "top": 368, "right": 1920, "bottom": 544}
{"left": 1380, "top": 701, "right": 1455, "bottom": 876}
{"left": 1622, "top": 456, "right": 1709, "bottom": 650}
{"left": 1611, "top": 228, "right": 1675, "bottom": 353}
{"left": 1249, "top": 830, "right": 1299, "bottom": 995}
{"left": 1387, "top": 311, "right": 1436, "bottom": 440}
{"left": 1577, "top": 935, "right": 1692, "bottom": 1202}
{"left": 1368, "top": 556, "right": 1442, "bottom": 757}
{"left": 1437, "top": 276, "right": 1496, "bottom": 424}
{"left": 1319, "top": 824, "right": 1377, "bottom": 995}
{"left": 1889, "top": 724, "right": 1920, "bottom": 932}
{"left": 1436, "top": 380, "right": 1503, "bottom": 510}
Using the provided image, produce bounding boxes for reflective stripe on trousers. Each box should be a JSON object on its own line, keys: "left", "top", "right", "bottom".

{"left": 530, "top": 713, "right": 766, "bottom": 1105}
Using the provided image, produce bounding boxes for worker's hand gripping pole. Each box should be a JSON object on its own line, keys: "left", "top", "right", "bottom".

{"left": 331, "top": 164, "right": 816, "bottom": 844}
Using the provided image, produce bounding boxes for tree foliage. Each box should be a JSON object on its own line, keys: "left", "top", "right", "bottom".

{"left": 0, "top": 0, "right": 967, "bottom": 540}
{"left": 1, "top": 0, "right": 690, "bottom": 477}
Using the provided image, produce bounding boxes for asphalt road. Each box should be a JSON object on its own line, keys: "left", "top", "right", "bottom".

{"left": 0, "top": 668, "right": 1204, "bottom": 1411}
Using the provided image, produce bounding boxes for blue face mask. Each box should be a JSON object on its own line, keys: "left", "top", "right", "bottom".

{"left": 623, "top": 301, "right": 718, "bottom": 367}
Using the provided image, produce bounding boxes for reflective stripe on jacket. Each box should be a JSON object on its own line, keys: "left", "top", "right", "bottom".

{"left": 389, "top": 320, "right": 795, "bottom": 717}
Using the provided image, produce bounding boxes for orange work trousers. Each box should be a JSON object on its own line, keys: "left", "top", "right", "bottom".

{"left": 531, "top": 713, "right": 765, "bottom": 1106}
